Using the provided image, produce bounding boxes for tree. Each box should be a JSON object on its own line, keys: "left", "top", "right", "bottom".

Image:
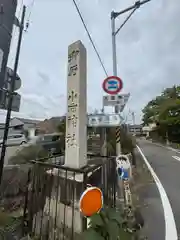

{"left": 142, "top": 85, "right": 180, "bottom": 142}
{"left": 142, "top": 85, "right": 180, "bottom": 125}
{"left": 106, "top": 126, "right": 136, "bottom": 162}
{"left": 57, "top": 118, "right": 66, "bottom": 152}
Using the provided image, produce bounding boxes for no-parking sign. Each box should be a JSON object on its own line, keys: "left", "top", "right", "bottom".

{"left": 102, "top": 76, "right": 123, "bottom": 95}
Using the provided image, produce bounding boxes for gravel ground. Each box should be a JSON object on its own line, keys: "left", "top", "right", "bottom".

{"left": 131, "top": 148, "right": 154, "bottom": 239}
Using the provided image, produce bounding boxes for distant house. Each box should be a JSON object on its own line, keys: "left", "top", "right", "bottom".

{"left": 128, "top": 124, "right": 143, "bottom": 136}
{"left": 142, "top": 123, "right": 157, "bottom": 137}
{"left": 9, "top": 117, "right": 40, "bottom": 137}
{"left": 36, "top": 116, "right": 65, "bottom": 134}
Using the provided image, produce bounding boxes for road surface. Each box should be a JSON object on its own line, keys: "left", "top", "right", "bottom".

{"left": 137, "top": 139, "right": 180, "bottom": 240}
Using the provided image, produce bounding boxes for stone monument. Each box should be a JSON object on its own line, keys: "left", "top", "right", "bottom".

{"left": 65, "top": 40, "right": 87, "bottom": 169}
{"left": 29, "top": 41, "right": 88, "bottom": 238}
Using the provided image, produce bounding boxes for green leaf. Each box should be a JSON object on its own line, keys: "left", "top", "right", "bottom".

{"left": 107, "top": 220, "right": 120, "bottom": 240}
{"left": 119, "top": 226, "right": 132, "bottom": 239}
{"left": 106, "top": 208, "right": 122, "bottom": 225}
{"left": 82, "top": 228, "right": 104, "bottom": 240}
{"left": 90, "top": 213, "right": 104, "bottom": 227}
{"left": 99, "top": 209, "right": 109, "bottom": 224}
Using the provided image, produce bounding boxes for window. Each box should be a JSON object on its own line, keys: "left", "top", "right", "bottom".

{"left": 52, "top": 135, "right": 60, "bottom": 141}
{"left": 8, "top": 134, "right": 22, "bottom": 139}
{"left": 14, "top": 134, "right": 23, "bottom": 138}
{"left": 13, "top": 125, "right": 23, "bottom": 130}
{"left": 111, "top": 96, "right": 115, "bottom": 100}
{"left": 44, "top": 135, "right": 53, "bottom": 142}
{"left": 8, "top": 136, "right": 13, "bottom": 139}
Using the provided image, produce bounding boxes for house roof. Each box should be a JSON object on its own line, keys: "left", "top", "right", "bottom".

{"left": 16, "top": 118, "right": 40, "bottom": 124}
{"left": 10, "top": 117, "right": 40, "bottom": 127}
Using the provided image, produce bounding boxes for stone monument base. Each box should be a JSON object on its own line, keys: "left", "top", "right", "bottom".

{"left": 32, "top": 168, "right": 86, "bottom": 239}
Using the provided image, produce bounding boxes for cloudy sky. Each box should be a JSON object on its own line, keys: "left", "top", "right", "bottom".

{"left": 1, "top": 0, "right": 179, "bottom": 123}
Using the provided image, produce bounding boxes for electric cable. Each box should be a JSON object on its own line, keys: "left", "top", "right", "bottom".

{"left": 72, "top": 0, "right": 108, "bottom": 77}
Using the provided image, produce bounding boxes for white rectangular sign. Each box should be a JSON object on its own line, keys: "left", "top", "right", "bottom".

{"left": 88, "top": 114, "right": 124, "bottom": 127}
{"left": 103, "top": 93, "right": 130, "bottom": 108}
{"left": 0, "top": 49, "right": 3, "bottom": 72}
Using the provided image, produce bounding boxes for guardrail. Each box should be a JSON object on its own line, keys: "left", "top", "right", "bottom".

{"left": 22, "top": 155, "right": 117, "bottom": 239}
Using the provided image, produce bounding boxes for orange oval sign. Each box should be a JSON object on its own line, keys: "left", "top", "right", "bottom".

{"left": 79, "top": 187, "right": 103, "bottom": 217}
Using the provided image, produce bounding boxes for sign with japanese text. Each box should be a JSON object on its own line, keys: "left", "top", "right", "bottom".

{"left": 88, "top": 113, "right": 124, "bottom": 127}
{"left": 65, "top": 40, "right": 87, "bottom": 168}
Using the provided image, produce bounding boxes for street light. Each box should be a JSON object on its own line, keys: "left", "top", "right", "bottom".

{"left": 111, "top": 0, "right": 151, "bottom": 154}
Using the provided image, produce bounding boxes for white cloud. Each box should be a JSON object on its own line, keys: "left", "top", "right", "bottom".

{"left": 4, "top": 0, "right": 180, "bottom": 124}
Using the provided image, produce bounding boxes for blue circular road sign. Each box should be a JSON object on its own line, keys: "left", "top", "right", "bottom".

{"left": 102, "top": 76, "right": 123, "bottom": 95}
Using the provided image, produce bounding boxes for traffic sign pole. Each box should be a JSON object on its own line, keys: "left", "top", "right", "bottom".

{"left": 111, "top": 14, "right": 121, "bottom": 155}
{"left": 111, "top": 1, "right": 152, "bottom": 156}
{"left": 116, "top": 127, "right": 121, "bottom": 144}
{"left": 0, "top": 6, "right": 26, "bottom": 185}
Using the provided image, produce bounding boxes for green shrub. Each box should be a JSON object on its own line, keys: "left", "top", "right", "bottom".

{"left": 120, "top": 128, "right": 136, "bottom": 155}
{"left": 82, "top": 207, "right": 132, "bottom": 240}
{"left": 0, "top": 212, "right": 14, "bottom": 227}
{"left": 106, "top": 126, "right": 136, "bottom": 156}
{"left": 9, "top": 145, "right": 49, "bottom": 164}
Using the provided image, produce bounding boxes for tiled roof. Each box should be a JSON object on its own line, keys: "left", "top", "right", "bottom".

{"left": 11, "top": 117, "right": 40, "bottom": 125}
{"left": 18, "top": 118, "right": 40, "bottom": 124}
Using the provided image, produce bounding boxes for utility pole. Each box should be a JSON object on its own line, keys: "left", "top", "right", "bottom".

{"left": 0, "top": 0, "right": 17, "bottom": 107}
{"left": 100, "top": 107, "right": 107, "bottom": 156}
{"left": 0, "top": 6, "right": 26, "bottom": 185}
{"left": 111, "top": 11, "right": 121, "bottom": 156}
{"left": 132, "top": 111, "right": 136, "bottom": 135}
{"left": 111, "top": 0, "right": 151, "bottom": 155}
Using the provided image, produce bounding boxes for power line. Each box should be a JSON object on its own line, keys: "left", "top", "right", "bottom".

{"left": 24, "top": 0, "right": 36, "bottom": 32}
{"left": 9, "top": 0, "right": 35, "bottom": 66}
{"left": 72, "top": 0, "right": 108, "bottom": 77}
{"left": 26, "top": 0, "right": 35, "bottom": 22}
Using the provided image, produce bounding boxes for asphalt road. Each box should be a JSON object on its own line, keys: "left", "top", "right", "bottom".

{"left": 137, "top": 139, "right": 180, "bottom": 240}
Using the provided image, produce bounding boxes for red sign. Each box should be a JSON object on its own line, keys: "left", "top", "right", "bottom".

{"left": 102, "top": 76, "right": 123, "bottom": 95}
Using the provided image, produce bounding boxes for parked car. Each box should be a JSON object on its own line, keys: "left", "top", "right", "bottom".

{"left": 24, "top": 133, "right": 62, "bottom": 155}
{"left": 0, "top": 134, "right": 27, "bottom": 147}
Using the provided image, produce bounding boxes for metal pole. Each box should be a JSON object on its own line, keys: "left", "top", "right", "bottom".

{"left": 111, "top": 1, "right": 152, "bottom": 156}
{"left": 104, "top": 127, "right": 107, "bottom": 156}
{"left": 132, "top": 111, "right": 136, "bottom": 135}
{"left": 111, "top": 12, "right": 118, "bottom": 77}
{"left": 111, "top": 11, "right": 121, "bottom": 155}
{"left": 0, "top": 5, "right": 26, "bottom": 185}
{"left": 116, "top": 0, "right": 151, "bottom": 16}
